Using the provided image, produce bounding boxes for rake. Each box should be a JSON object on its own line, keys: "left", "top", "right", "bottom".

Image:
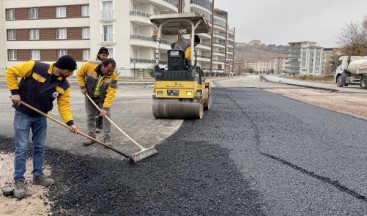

{"left": 19, "top": 101, "right": 130, "bottom": 159}
{"left": 86, "top": 94, "right": 158, "bottom": 162}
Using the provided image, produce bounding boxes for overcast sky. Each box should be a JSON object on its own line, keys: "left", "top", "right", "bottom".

{"left": 215, "top": 0, "right": 367, "bottom": 47}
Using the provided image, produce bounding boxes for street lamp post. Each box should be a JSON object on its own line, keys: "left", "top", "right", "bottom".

{"left": 133, "top": 59, "right": 136, "bottom": 78}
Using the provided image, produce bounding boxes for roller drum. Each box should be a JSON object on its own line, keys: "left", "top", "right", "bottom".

{"left": 153, "top": 99, "right": 203, "bottom": 119}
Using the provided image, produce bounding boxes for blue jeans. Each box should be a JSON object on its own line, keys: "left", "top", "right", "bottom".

{"left": 13, "top": 110, "right": 47, "bottom": 182}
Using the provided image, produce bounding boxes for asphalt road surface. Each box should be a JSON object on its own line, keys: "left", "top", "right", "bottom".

{"left": 1, "top": 76, "right": 367, "bottom": 215}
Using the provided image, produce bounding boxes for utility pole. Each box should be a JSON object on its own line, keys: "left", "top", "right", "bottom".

{"left": 210, "top": 0, "right": 214, "bottom": 77}
{"left": 178, "top": 0, "right": 183, "bottom": 13}
{"left": 232, "top": 27, "right": 236, "bottom": 75}
{"left": 224, "top": 12, "right": 228, "bottom": 76}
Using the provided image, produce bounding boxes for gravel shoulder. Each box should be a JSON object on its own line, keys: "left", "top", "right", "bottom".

{"left": 265, "top": 88, "right": 367, "bottom": 120}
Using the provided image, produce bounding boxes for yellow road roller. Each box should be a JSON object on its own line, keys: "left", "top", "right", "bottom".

{"left": 150, "top": 12, "right": 212, "bottom": 119}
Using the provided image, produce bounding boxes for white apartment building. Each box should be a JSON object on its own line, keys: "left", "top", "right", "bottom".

{"left": 288, "top": 41, "right": 324, "bottom": 75}
{"left": 243, "top": 55, "right": 287, "bottom": 74}
{"left": 1, "top": 0, "right": 234, "bottom": 77}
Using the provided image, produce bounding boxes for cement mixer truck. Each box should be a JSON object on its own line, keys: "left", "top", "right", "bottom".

{"left": 334, "top": 56, "right": 367, "bottom": 88}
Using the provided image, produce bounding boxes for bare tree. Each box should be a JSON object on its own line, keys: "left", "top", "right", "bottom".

{"left": 337, "top": 17, "right": 367, "bottom": 56}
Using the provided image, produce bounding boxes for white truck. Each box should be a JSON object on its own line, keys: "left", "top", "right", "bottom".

{"left": 334, "top": 56, "right": 367, "bottom": 88}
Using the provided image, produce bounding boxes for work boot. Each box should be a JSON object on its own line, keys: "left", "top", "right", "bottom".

{"left": 83, "top": 135, "right": 96, "bottom": 146}
{"left": 13, "top": 181, "right": 26, "bottom": 199}
{"left": 103, "top": 138, "right": 113, "bottom": 148}
{"left": 33, "top": 174, "right": 55, "bottom": 187}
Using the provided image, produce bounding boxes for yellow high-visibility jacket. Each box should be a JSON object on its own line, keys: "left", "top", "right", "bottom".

{"left": 5, "top": 60, "right": 74, "bottom": 125}
{"left": 77, "top": 61, "right": 118, "bottom": 110}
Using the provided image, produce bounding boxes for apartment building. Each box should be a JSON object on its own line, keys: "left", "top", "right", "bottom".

{"left": 288, "top": 41, "right": 324, "bottom": 75}
{"left": 243, "top": 55, "right": 287, "bottom": 74}
{"left": 1, "top": 0, "right": 234, "bottom": 77}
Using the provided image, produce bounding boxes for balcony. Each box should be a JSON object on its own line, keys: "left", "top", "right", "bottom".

{"left": 213, "top": 32, "right": 226, "bottom": 40}
{"left": 196, "top": 54, "right": 211, "bottom": 62}
{"left": 213, "top": 42, "right": 225, "bottom": 49}
{"left": 190, "top": 0, "right": 212, "bottom": 11}
{"left": 130, "top": 10, "right": 151, "bottom": 25}
{"left": 213, "top": 24, "right": 226, "bottom": 31}
{"left": 149, "top": 0, "right": 178, "bottom": 11}
{"left": 163, "top": 0, "right": 178, "bottom": 6}
{"left": 130, "top": 58, "right": 167, "bottom": 65}
{"left": 130, "top": 34, "right": 172, "bottom": 50}
{"left": 197, "top": 43, "right": 211, "bottom": 51}
{"left": 213, "top": 50, "right": 225, "bottom": 57}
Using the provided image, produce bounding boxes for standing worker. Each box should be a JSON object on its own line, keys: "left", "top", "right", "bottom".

{"left": 77, "top": 58, "right": 118, "bottom": 147}
{"left": 5, "top": 55, "right": 79, "bottom": 199}
{"left": 91, "top": 47, "right": 110, "bottom": 133}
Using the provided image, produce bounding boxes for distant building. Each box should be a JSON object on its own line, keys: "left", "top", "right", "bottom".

{"left": 288, "top": 41, "right": 323, "bottom": 75}
{"left": 248, "top": 40, "right": 261, "bottom": 47}
{"left": 322, "top": 48, "right": 342, "bottom": 74}
{"left": 236, "top": 42, "right": 248, "bottom": 48}
{"left": 238, "top": 55, "right": 287, "bottom": 74}
{"left": 270, "top": 54, "right": 288, "bottom": 74}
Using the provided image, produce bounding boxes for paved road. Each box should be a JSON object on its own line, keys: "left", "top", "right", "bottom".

{"left": 1, "top": 76, "right": 367, "bottom": 215}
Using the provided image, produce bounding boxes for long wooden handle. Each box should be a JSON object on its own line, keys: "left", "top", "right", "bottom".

{"left": 85, "top": 94, "right": 145, "bottom": 149}
{"left": 19, "top": 101, "right": 130, "bottom": 158}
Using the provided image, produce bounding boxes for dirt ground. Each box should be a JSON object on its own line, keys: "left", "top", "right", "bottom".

{"left": 0, "top": 152, "right": 52, "bottom": 216}
{"left": 265, "top": 88, "right": 367, "bottom": 120}
{"left": 2, "top": 87, "right": 367, "bottom": 215}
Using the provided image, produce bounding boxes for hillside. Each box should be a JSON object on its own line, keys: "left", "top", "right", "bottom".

{"left": 235, "top": 44, "right": 289, "bottom": 60}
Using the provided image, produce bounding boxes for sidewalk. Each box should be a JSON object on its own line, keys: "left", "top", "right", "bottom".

{"left": 262, "top": 75, "right": 365, "bottom": 93}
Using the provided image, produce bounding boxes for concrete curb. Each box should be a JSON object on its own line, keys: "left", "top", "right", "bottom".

{"left": 260, "top": 75, "right": 339, "bottom": 92}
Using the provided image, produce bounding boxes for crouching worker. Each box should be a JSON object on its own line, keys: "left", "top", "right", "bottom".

{"left": 5, "top": 55, "right": 79, "bottom": 199}
{"left": 77, "top": 58, "right": 118, "bottom": 147}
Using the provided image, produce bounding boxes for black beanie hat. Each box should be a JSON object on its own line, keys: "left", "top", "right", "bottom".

{"left": 54, "top": 55, "right": 77, "bottom": 71}
{"left": 194, "top": 35, "right": 200, "bottom": 44}
{"left": 98, "top": 47, "right": 109, "bottom": 55}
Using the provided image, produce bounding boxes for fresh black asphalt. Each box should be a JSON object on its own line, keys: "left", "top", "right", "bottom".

{"left": 2, "top": 86, "right": 367, "bottom": 215}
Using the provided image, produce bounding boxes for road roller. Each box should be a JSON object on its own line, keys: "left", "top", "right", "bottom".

{"left": 150, "top": 12, "right": 212, "bottom": 119}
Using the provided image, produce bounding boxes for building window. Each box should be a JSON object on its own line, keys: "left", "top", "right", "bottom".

{"left": 82, "top": 49, "right": 90, "bottom": 60}
{"left": 82, "top": 27, "right": 90, "bottom": 39}
{"left": 57, "top": 50, "right": 68, "bottom": 58}
{"left": 30, "top": 50, "right": 40, "bottom": 60}
{"left": 102, "top": 25, "right": 114, "bottom": 42}
{"left": 7, "top": 30, "right": 16, "bottom": 40}
{"left": 102, "top": 1, "right": 114, "bottom": 19}
{"left": 107, "top": 48, "right": 114, "bottom": 58}
{"left": 8, "top": 50, "right": 17, "bottom": 60}
{"left": 56, "top": 6, "right": 66, "bottom": 18}
{"left": 6, "top": 9, "right": 15, "bottom": 20}
{"left": 56, "top": 28, "right": 67, "bottom": 39}
{"left": 28, "top": 8, "right": 38, "bottom": 19}
{"left": 81, "top": 5, "right": 89, "bottom": 17}
{"left": 29, "top": 29, "right": 40, "bottom": 40}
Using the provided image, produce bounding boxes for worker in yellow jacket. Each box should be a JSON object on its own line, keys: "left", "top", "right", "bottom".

{"left": 171, "top": 35, "right": 201, "bottom": 63}
{"left": 77, "top": 58, "right": 118, "bottom": 147}
{"left": 88, "top": 47, "right": 110, "bottom": 133}
{"left": 5, "top": 55, "right": 78, "bottom": 199}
